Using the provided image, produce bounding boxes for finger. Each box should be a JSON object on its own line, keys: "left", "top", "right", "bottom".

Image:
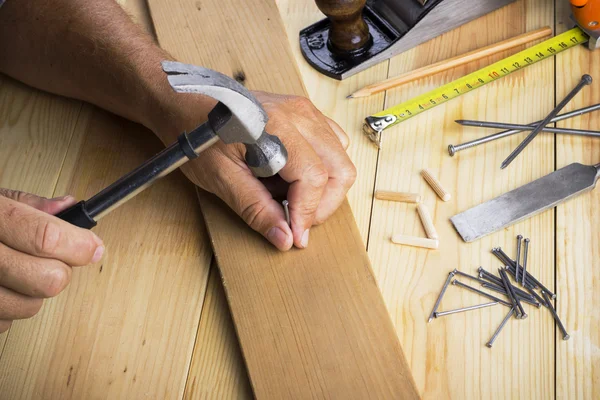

{"left": 324, "top": 117, "right": 349, "bottom": 150}
{"left": 289, "top": 114, "right": 356, "bottom": 225}
{"left": 274, "top": 122, "right": 329, "bottom": 248}
{"left": 0, "top": 320, "right": 12, "bottom": 333}
{"left": 0, "top": 189, "right": 77, "bottom": 214}
{"left": 0, "top": 196, "right": 104, "bottom": 266}
{"left": 195, "top": 144, "right": 293, "bottom": 251}
{"left": 0, "top": 242, "right": 72, "bottom": 298}
{"left": 0, "top": 286, "right": 43, "bottom": 320}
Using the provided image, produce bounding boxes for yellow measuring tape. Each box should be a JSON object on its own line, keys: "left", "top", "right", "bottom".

{"left": 364, "top": 27, "right": 590, "bottom": 145}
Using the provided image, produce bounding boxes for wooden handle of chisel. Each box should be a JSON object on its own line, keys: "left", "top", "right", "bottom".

{"left": 375, "top": 190, "right": 421, "bottom": 203}
{"left": 421, "top": 169, "right": 452, "bottom": 202}
{"left": 391, "top": 234, "right": 439, "bottom": 249}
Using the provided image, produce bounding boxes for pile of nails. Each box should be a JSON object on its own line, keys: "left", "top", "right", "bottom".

{"left": 428, "top": 235, "right": 569, "bottom": 348}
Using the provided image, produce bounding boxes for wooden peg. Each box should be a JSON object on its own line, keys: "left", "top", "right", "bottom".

{"left": 375, "top": 190, "right": 421, "bottom": 203}
{"left": 417, "top": 204, "right": 438, "bottom": 240}
{"left": 315, "top": 0, "right": 372, "bottom": 52}
{"left": 391, "top": 234, "right": 439, "bottom": 249}
{"left": 421, "top": 169, "right": 451, "bottom": 202}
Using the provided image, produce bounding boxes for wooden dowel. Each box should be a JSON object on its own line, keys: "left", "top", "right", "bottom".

{"left": 421, "top": 169, "right": 451, "bottom": 202}
{"left": 375, "top": 190, "right": 421, "bottom": 203}
{"left": 348, "top": 27, "right": 552, "bottom": 98}
{"left": 417, "top": 204, "right": 438, "bottom": 239}
{"left": 391, "top": 234, "right": 439, "bottom": 249}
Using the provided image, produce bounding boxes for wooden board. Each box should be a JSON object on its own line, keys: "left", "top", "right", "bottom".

{"left": 179, "top": 1, "right": 388, "bottom": 395}
{"left": 555, "top": 1, "right": 600, "bottom": 398}
{"left": 147, "top": 0, "right": 419, "bottom": 397}
{"left": 0, "top": 1, "right": 214, "bottom": 399}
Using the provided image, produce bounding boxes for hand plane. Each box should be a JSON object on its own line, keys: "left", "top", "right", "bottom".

{"left": 571, "top": 0, "right": 600, "bottom": 49}
{"left": 299, "top": 0, "right": 516, "bottom": 80}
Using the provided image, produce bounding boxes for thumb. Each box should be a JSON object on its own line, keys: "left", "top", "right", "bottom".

{"left": 0, "top": 189, "right": 77, "bottom": 215}
{"left": 201, "top": 159, "right": 293, "bottom": 251}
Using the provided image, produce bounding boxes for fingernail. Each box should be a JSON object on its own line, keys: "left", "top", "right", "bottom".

{"left": 300, "top": 229, "right": 310, "bottom": 248}
{"left": 267, "top": 227, "right": 290, "bottom": 250}
{"left": 91, "top": 245, "right": 105, "bottom": 263}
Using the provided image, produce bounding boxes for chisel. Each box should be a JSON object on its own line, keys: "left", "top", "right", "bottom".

{"left": 451, "top": 163, "right": 599, "bottom": 242}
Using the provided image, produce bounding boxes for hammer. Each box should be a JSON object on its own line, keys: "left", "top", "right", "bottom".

{"left": 57, "top": 61, "right": 288, "bottom": 229}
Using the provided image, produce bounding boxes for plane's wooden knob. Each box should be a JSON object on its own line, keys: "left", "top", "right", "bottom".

{"left": 315, "top": 0, "right": 372, "bottom": 53}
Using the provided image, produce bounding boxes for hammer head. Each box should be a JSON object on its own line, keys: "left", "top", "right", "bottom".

{"left": 162, "top": 61, "right": 288, "bottom": 177}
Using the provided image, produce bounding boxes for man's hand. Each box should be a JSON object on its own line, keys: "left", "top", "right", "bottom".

{"left": 0, "top": 189, "right": 104, "bottom": 332}
{"left": 177, "top": 92, "right": 356, "bottom": 251}
{"left": 0, "top": 0, "right": 357, "bottom": 251}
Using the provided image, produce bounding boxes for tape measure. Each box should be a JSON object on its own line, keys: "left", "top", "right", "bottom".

{"left": 364, "top": 27, "right": 590, "bottom": 145}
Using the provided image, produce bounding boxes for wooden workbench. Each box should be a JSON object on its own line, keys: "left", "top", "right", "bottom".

{"left": 0, "top": 0, "right": 597, "bottom": 398}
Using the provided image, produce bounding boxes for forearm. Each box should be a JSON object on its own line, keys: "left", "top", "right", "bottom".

{"left": 0, "top": 0, "right": 208, "bottom": 141}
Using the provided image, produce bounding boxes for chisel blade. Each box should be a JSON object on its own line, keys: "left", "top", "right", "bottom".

{"left": 451, "top": 163, "right": 600, "bottom": 242}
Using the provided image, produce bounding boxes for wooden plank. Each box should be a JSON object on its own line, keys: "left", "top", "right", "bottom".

{"left": 0, "top": 1, "right": 214, "bottom": 399}
{"left": 176, "top": 1, "right": 388, "bottom": 394}
{"left": 0, "top": 106, "right": 212, "bottom": 400}
{"left": 366, "top": 0, "right": 555, "bottom": 398}
{"left": 147, "top": 0, "right": 419, "bottom": 397}
{"left": 555, "top": 2, "right": 600, "bottom": 398}
{"left": 183, "top": 267, "right": 252, "bottom": 399}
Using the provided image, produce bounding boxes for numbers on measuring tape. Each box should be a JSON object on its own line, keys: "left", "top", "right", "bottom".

{"left": 369, "top": 28, "right": 590, "bottom": 130}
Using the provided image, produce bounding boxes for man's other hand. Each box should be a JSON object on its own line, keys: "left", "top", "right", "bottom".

{"left": 179, "top": 92, "right": 357, "bottom": 251}
{"left": 0, "top": 189, "right": 104, "bottom": 332}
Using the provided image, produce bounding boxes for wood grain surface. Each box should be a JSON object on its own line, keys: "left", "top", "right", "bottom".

{"left": 0, "top": 1, "right": 214, "bottom": 399}
{"left": 1, "top": 0, "right": 599, "bottom": 398}
{"left": 368, "top": 1, "right": 555, "bottom": 397}
{"left": 555, "top": 1, "right": 600, "bottom": 399}
{"left": 147, "top": 0, "right": 419, "bottom": 398}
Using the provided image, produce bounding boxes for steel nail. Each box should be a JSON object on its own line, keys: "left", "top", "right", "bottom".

{"left": 522, "top": 238, "right": 530, "bottom": 286}
{"left": 498, "top": 268, "right": 523, "bottom": 318}
{"left": 282, "top": 200, "right": 291, "bottom": 227}
{"left": 486, "top": 308, "right": 515, "bottom": 348}
{"left": 541, "top": 291, "right": 570, "bottom": 340}
{"left": 481, "top": 283, "right": 539, "bottom": 307}
{"left": 501, "top": 74, "right": 593, "bottom": 169}
{"left": 525, "top": 285, "right": 547, "bottom": 308}
{"left": 434, "top": 301, "right": 498, "bottom": 317}
{"left": 454, "top": 270, "right": 492, "bottom": 286}
{"left": 478, "top": 266, "right": 504, "bottom": 286}
{"left": 515, "top": 235, "right": 523, "bottom": 282}
{"left": 497, "top": 247, "right": 541, "bottom": 290}
{"left": 456, "top": 121, "right": 600, "bottom": 136}
{"left": 428, "top": 270, "right": 456, "bottom": 323}
{"left": 452, "top": 279, "right": 513, "bottom": 307}
{"left": 448, "top": 103, "right": 600, "bottom": 156}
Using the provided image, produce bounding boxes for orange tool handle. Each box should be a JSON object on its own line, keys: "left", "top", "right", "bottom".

{"left": 571, "top": 0, "right": 600, "bottom": 31}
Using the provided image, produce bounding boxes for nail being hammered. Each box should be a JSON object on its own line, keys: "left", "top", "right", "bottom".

{"left": 282, "top": 200, "right": 291, "bottom": 227}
